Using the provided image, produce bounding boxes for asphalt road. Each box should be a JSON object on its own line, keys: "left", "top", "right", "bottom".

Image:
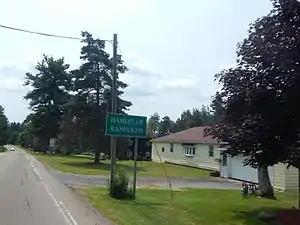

{"left": 0, "top": 146, "right": 111, "bottom": 225}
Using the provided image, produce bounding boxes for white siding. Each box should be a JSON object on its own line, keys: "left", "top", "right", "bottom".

{"left": 227, "top": 155, "right": 274, "bottom": 185}
{"left": 151, "top": 142, "right": 220, "bottom": 171}
{"left": 273, "top": 163, "right": 286, "bottom": 190}
{"left": 285, "top": 166, "right": 299, "bottom": 192}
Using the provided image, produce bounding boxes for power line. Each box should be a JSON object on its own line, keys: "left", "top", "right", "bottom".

{"left": 0, "top": 24, "right": 83, "bottom": 40}
{"left": 0, "top": 24, "right": 112, "bottom": 43}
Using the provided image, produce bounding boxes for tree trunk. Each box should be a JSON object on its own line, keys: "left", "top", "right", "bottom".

{"left": 94, "top": 64, "right": 101, "bottom": 165}
{"left": 297, "top": 168, "right": 300, "bottom": 210}
{"left": 37, "top": 136, "right": 49, "bottom": 154}
{"left": 94, "top": 150, "right": 100, "bottom": 164}
{"left": 258, "top": 165, "right": 275, "bottom": 199}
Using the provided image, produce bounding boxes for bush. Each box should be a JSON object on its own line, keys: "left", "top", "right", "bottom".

{"left": 108, "top": 168, "right": 133, "bottom": 199}
{"left": 210, "top": 171, "right": 220, "bottom": 177}
{"left": 0, "top": 146, "right": 7, "bottom": 152}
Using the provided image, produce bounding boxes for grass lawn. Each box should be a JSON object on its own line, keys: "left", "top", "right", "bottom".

{"left": 32, "top": 153, "right": 212, "bottom": 178}
{"left": 84, "top": 188, "right": 297, "bottom": 225}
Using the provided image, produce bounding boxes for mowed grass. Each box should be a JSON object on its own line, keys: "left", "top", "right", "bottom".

{"left": 34, "top": 153, "right": 212, "bottom": 178}
{"left": 84, "top": 187, "right": 297, "bottom": 225}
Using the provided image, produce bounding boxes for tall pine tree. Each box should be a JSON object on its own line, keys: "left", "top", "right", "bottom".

{"left": 60, "top": 32, "right": 131, "bottom": 163}
{"left": 24, "top": 55, "right": 72, "bottom": 152}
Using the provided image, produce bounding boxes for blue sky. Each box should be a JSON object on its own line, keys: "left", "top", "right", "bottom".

{"left": 0, "top": 0, "right": 272, "bottom": 122}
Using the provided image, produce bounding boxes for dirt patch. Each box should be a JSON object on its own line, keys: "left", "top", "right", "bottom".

{"left": 67, "top": 185, "right": 90, "bottom": 198}
{"left": 275, "top": 209, "right": 300, "bottom": 225}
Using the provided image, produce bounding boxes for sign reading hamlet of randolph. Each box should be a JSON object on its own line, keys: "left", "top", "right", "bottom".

{"left": 105, "top": 113, "right": 147, "bottom": 138}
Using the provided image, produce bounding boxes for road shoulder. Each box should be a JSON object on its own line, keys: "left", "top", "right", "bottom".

{"left": 23, "top": 149, "right": 112, "bottom": 225}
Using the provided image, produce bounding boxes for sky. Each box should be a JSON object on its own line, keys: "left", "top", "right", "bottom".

{"left": 0, "top": 0, "right": 273, "bottom": 123}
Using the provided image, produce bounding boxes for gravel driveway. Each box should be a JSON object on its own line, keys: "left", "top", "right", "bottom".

{"left": 51, "top": 170, "right": 241, "bottom": 190}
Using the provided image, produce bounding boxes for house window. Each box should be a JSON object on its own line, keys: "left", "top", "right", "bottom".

{"left": 170, "top": 143, "right": 174, "bottom": 152}
{"left": 209, "top": 145, "right": 214, "bottom": 157}
{"left": 183, "top": 146, "right": 196, "bottom": 157}
{"left": 162, "top": 147, "right": 165, "bottom": 152}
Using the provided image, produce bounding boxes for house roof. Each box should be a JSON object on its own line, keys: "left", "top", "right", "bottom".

{"left": 152, "top": 126, "right": 218, "bottom": 144}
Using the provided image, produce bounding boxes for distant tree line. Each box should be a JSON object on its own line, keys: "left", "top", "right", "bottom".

{"left": 147, "top": 98, "right": 223, "bottom": 138}
{"left": 0, "top": 106, "right": 24, "bottom": 147}
{"left": 0, "top": 106, "right": 9, "bottom": 147}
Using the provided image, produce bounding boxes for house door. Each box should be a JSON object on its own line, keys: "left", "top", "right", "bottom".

{"left": 220, "top": 154, "right": 229, "bottom": 178}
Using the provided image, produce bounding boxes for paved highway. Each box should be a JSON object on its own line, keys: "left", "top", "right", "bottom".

{"left": 0, "top": 146, "right": 111, "bottom": 225}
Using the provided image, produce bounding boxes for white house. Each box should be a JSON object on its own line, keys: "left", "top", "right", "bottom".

{"left": 151, "top": 126, "right": 299, "bottom": 191}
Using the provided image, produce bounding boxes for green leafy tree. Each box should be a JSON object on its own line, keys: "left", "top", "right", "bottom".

{"left": 173, "top": 107, "right": 213, "bottom": 132}
{"left": 206, "top": 0, "right": 300, "bottom": 198}
{"left": 18, "top": 114, "right": 35, "bottom": 148}
{"left": 24, "top": 55, "right": 72, "bottom": 152}
{"left": 147, "top": 113, "right": 160, "bottom": 136}
{"left": 0, "top": 106, "right": 9, "bottom": 146}
{"left": 7, "top": 122, "right": 24, "bottom": 144}
{"left": 157, "top": 116, "right": 175, "bottom": 137}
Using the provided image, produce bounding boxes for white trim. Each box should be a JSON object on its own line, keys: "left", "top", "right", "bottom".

{"left": 183, "top": 146, "right": 196, "bottom": 157}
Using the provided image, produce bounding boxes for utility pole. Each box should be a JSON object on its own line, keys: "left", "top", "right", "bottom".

{"left": 109, "top": 34, "right": 118, "bottom": 197}
{"left": 132, "top": 138, "right": 138, "bottom": 199}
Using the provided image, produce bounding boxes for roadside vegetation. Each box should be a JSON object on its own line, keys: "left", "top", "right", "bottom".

{"left": 83, "top": 187, "right": 296, "bottom": 225}
{"left": 31, "top": 152, "right": 212, "bottom": 178}
{"left": 0, "top": 146, "right": 7, "bottom": 152}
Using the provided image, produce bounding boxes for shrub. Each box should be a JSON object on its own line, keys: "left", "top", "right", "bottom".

{"left": 210, "top": 171, "right": 220, "bottom": 177}
{"left": 108, "top": 168, "right": 133, "bottom": 199}
{"left": 0, "top": 146, "right": 7, "bottom": 152}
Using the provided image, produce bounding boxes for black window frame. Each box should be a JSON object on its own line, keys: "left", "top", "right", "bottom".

{"left": 208, "top": 145, "right": 214, "bottom": 157}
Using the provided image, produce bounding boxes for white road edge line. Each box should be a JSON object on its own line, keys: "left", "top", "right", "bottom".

{"left": 59, "top": 201, "right": 78, "bottom": 225}
{"left": 30, "top": 162, "right": 43, "bottom": 181}
{"left": 30, "top": 160, "right": 78, "bottom": 225}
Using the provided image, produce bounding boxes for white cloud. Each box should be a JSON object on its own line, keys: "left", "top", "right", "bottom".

{"left": 0, "top": 62, "right": 30, "bottom": 122}
{"left": 120, "top": 53, "right": 211, "bottom": 120}
{"left": 0, "top": 77, "right": 24, "bottom": 92}
{"left": 0, "top": 0, "right": 273, "bottom": 122}
{"left": 160, "top": 75, "right": 199, "bottom": 89}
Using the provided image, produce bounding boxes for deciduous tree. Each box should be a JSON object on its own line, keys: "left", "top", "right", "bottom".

{"left": 206, "top": 0, "right": 300, "bottom": 198}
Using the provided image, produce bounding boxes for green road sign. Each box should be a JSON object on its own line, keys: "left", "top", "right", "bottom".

{"left": 105, "top": 113, "right": 147, "bottom": 138}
